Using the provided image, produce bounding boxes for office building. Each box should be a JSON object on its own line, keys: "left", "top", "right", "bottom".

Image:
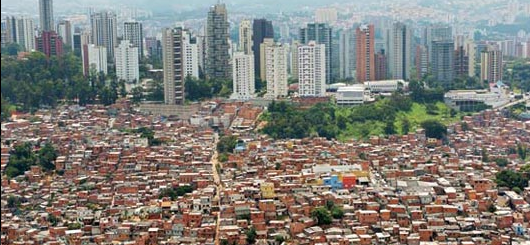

{"left": 115, "top": 40, "right": 139, "bottom": 83}
{"left": 182, "top": 30, "right": 199, "bottom": 78}
{"left": 264, "top": 42, "right": 288, "bottom": 99}
{"left": 356, "top": 24, "right": 375, "bottom": 82}
{"left": 73, "top": 30, "right": 90, "bottom": 57}
{"left": 123, "top": 21, "right": 143, "bottom": 59}
{"left": 290, "top": 40, "right": 300, "bottom": 79}
{"left": 415, "top": 45, "right": 429, "bottom": 80}
{"left": 7, "top": 16, "right": 35, "bottom": 52}
{"left": 252, "top": 19, "right": 274, "bottom": 79}
{"left": 206, "top": 3, "right": 231, "bottom": 80}
{"left": 90, "top": 11, "right": 118, "bottom": 60}
{"left": 465, "top": 40, "right": 476, "bottom": 77}
{"left": 259, "top": 38, "right": 275, "bottom": 81}
{"left": 145, "top": 36, "right": 162, "bottom": 61}
{"left": 375, "top": 50, "right": 387, "bottom": 81}
{"left": 300, "top": 23, "right": 332, "bottom": 83}
{"left": 82, "top": 44, "right": 107, "bottom": 76}
{"left": 480, "top": 48, "right": 503, "bottom": 83}
{"left": 454, "top": 45, "right": 469, "bottom": 78}
{"left": 339, "top": 29, "right": 356, "bottom": 79}
{"left": 36, "top": 31, "right": 63, "bottom": 57}
{"left": 239, "top": 20, "right": 252, "bottom": 55}
{"left": 231, "top": 52, "right": 255, "bottom": 100}
{"left": 162, "top": 27, "right": 185, "bottom": 105}
{"left": 57, "top": 20, "right": 72, "bottom": 49}
{"left": 39, "top": 0, "right": 54, "bottom": 31}
{"left": 298, "top": 41, "right": 326, "bottom": 97}
{"left": 336, "top": 85, "right": 368, "bottom": 106}
{"left": 425, "top": 24, "right": 452, "bottom": 65}
{"left": 388, "top": 22, "right": 411, "bottom": 80}
{"left": 1, "top": 21, "right": 9, "bottom": 48}
{"left": 431, "top": 41, "right": 455, "bottom": 85}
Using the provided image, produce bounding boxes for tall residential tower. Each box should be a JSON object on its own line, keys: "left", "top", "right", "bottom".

{"left": 205, "top": 3, "right": 231, "bottom": 80}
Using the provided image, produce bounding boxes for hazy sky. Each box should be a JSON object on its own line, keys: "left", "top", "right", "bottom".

{"left": 0, "top": 0, "right": 348, "bottom": 14}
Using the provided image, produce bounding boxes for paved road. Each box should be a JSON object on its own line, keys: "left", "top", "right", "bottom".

{"left": 494, "top": 97, "right": 530, "bottom": 110}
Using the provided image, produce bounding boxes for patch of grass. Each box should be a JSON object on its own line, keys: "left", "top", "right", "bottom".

{"left": 395, "top": 102, "right": 462, "bottom": 134}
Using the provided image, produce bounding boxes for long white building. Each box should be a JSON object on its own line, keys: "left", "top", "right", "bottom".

{"left": 231, "top": 52, "right": 255, "bottom": 100}
{"left": 182, "top": 30, "right": 199, "bottom": 78}
{"left": 298, "top": 41, "right": 326, "bottom": 97}
{"left": 238, "top": 19, "right": 252, "bottom": 55}
{"left": 123, "top": 21, "right": 143, "bottom": 59}
{"left": 264, "top": 42, "right": 288, "bottom": 99}
{"left": 115, "top": 40, "right": 139, "bottom": 83}
{"left": 5, "top": 16, "right": 35, "bottom": 52}
{"left": 82, "top": 44, "right": 107, "bottom": 76}
{"left": 388, "top": 22, "right": 411, "bottom": 80}
{"left": 162, "top": 27, "right": 185, "bottom": 105}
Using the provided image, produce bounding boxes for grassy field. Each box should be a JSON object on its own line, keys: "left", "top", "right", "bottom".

{"left": 395, "top": 102, "right": 462, "bottom": 134}
{"left": 337, "top": 102, "right": 462, "bottom": 140}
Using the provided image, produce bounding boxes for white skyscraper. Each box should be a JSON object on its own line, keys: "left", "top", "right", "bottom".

{"left": 57, "top": 20, "right": 72, "bottom": 49}
{"left": 39, "top": 0, "right": 54, "bottom": 31}
{"left": 339, "top": 29, "right": 356, "bottom": 79}
{"left": 123, "top": 21, "right": 143, "bottom": 59}
{"left": 90, "top": 11, "right": 118, "bottom": 60}
{"left": 260, "top": 38, "right": 275, "bottom": 81}
{"left": 13, "top": 17, "right": 35, "bottom": 52}
{"left": 231, "top": 52, "right": 255, "bottom": 100}
{"left": 162, "top": 27, "right": 185, "bottom": 105}
{"left": 298, "top": 41, "right": 326, "bottom": 97}
{"left": 238, "top": 19, "right": 252, "bottom": 55}
{"left": 264, "top": 42, "right": 288, "bottom": 99}
{"left": 388, "top": 22, "right": 412, "bottom": 80}
{"left": 82, "top": 44, "right": 107, "bottom": 76}
{"left": 290, "top": 40, "right": 300, "bottom": 79}
{"left": 182, "top": 30, "right": 199, "bottom": 79}
{"left": 465, "top": 39, "right": 476, "bottom": 77}
{"left": 115, "top": 40, "right": 139, "bottom": 83}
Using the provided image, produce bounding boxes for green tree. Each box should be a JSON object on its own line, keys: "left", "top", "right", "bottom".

{"left": 37, "top": 143, "right": 58, "bottom": 171}
{"left": 219, "top": 153, "right": 229, "bottom": 162}
{"left": 159, "top": 185, "right": 193, "bottom": 200}
{"left": 495, "top": 170, "right": 529, "bottom": 190}
{"left": 494, "top": 158, "right": 509, "bottom": 167}
{"left": 246, "top": 226, "right": 257, "bottom": 244}
{"left": 331, "top": 206, "right": 344, "bottom": 219}
{"left": 482, "top": 148, "right": 489, "bottom": 162}
{"left": 401, "top": 117, "right": 410, "bottom": 135}
{"left": 384, "top": 120, "right": 396, "bottom": 135}
{"left": 217, "top": 135, "right": 238, "bottom": 154}
{"left": 67, "top": 222, "right": 82, "bottom": 230}
{"left": 311, "top": 207, "right": 332, "bottom": 225}
{"left": 130, "top": 86, "right": 144, "bottom": 104}
{"left": 520, "top": 164, "right": 530, "bottom": 173}
{"left": 146, "top": 80, "right": 164, "bottom": 101}
{"left": 487, "top": 204, "right": 497, "bottom": 213}
{"left": 420, "top": 120, "right": 447, "bottom": 139}
{"left": 325, "top": 200, "right": 335, "bottom": 210}
{"left": 7, "top": 195, "right": 22, "bottom": 209}
{"left": 461, "top": 122, "right": 470, "bottom": 131}
{"left": 1, "top": 43, "right": 22, "bottom": 55}
{"left": 5, "top": 143, "right": 35, "bottom": 178}
{"left": 517, "top": 143, "right": 527, "bottom": 160}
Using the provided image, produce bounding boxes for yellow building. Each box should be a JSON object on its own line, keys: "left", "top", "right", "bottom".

{"left": 260, "top": 182, "right": 276, "bottom": 198}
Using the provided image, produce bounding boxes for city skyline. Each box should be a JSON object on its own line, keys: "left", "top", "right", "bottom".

{"left": 1, "top": 1, "right": 530, "bottom": 245}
